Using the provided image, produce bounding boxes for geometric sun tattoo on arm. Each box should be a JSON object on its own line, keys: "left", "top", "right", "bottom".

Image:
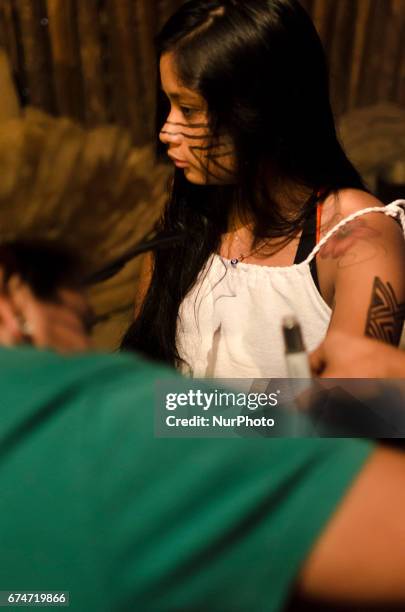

{"left": 364, "top": 276, "right": 405, "bottom": 345}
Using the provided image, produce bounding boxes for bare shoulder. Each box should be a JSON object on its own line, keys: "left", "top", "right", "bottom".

{"left": 316, "top": 188, "right": 405, "bottom": 308}
{"left": 320, "top": 188, "right": 402, "bottom": 238}
{"left": 321, "top": 189, "right": 382, "bottom": 227}
{"left": 333, "top": 188, "right": 383, "bottom": 216}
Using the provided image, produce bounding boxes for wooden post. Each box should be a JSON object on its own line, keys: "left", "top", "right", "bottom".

{"left": 0, "top": 9, "right": 4, "bottom": 47}
{"left": 77, "top": 0, "right": 108, "bottom": 125}
{"left": 46, "top": 0, "right": 84, "bottom": 120}
{"left": 396, "top": 15, "right": 405, "bottom": 106}
{"left": 133, "top": 0, "right": 157, "bottom": 140}
{"left": 378, "top": 0, "right": 405, "bottom": 103}
{"left": 393, "top": 0, "right": 405, "bottom": 106}
{"left": 328, "top": 0, "right": 358, "bottom": 116}
{"left": 15, "top": 0, "right": 55, "bottom": 112}
{"left": 106, "top": 0, "right": 148, "bottom": 145}
{"left": 312, "top": 0, "right": 336, "bottom": 54}
{"left": 347, "top": 0, "right": 372, "bottom": 110}
{"left": 0, "top": 0, "right": 20, "bottom": 76}
{"left": 0, "top": 48, "right": 20, "bottom": 119}
{"left": 357, "top": 0, "right": 388, "bottom": 107}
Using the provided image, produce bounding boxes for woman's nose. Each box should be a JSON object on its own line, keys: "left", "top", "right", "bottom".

{"left": 159, "top": 120, "right": 183, "bottom": 146}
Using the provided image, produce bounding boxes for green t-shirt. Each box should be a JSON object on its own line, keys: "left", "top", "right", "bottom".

{"left": 0, "top": 347, "right": 372, "bottom": 611}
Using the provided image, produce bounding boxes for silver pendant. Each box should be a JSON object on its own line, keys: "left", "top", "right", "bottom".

{"left": 230, "top": 258, "right": 239, "bottom": 267}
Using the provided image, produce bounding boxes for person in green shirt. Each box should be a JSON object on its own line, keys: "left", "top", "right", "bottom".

{"left": 0, "top": 343, "right": 405, "bottom": 611}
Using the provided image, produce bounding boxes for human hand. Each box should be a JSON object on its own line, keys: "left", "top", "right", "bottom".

{"left": 0, "top": 274, "right": 92, "bottom": 353}
{"left": 310, "top": 331, "right": 405, "bottom": 378}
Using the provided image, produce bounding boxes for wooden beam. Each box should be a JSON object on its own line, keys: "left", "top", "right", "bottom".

{"left": 77, "top": 0, "right": 108, "bottom": 125}
{"left": 377, "top": 0, "right": 405, "bottom": 102}
{"left": 328, "top": 0, "right": 358, "bottom": 116}
{"left": 347, "top": 0, "right": 372, "bottom": 110}
{"left": 396, "top": 12, "right": 405, "bottom": 106}
{"left": 312, "top": 0, "right": 336, "bottom": 53}
{"left": 15, "top": 0, "right": 55, "bottom": 112}
{"left": 0, "top": 48, "right": 20, "bottom": 119}
{"left": 0, "top": 0, "right": 20, "bottom": 75}
{"left": 46, "top": 0, "right": 84, "bottom": 120}
{"left": 357, "top": 0, "right": 388, "bottom": 107}
{"left": 106, "top": 0, "right": 148, "bottom": 145}
{"left": 133, "top": 0, "right": 157, "bottom": 140}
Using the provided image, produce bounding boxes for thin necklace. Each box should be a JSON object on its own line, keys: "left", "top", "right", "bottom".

{"left": 229, "top": 236, "right": 265, "bottom": 267}
{"left": 230, "top": 249, "right": 260, "bottom": 267}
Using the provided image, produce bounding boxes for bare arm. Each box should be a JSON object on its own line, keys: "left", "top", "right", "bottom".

{"left": 310, "top": 330, "right": 405, "bottom": 378}
{"left": 319, "top": 191, "right": 405, "bottom": 345}
{"left": 298, "top": 445, "right": 405, "bottom": 605}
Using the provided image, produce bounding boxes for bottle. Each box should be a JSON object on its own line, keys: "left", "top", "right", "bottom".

{"left": 282, "top": 315, "right": 311, "bottom": 378}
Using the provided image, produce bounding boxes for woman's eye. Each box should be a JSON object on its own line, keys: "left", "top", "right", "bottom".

{"left": 180, "top": 106, "right": 195, "bottom": 118}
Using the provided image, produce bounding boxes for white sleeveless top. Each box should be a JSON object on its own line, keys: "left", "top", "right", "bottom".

{"left": 177, "top": 200, "right": 405, "bottom": 378}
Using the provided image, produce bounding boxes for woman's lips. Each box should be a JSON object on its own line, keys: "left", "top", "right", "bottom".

{"left": 169, "top": 156, "right": 189, "bottom": 168}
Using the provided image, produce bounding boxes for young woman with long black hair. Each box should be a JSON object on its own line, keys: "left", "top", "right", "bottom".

{"left": 120, "top": 0, "right": 405, "bottom": 378}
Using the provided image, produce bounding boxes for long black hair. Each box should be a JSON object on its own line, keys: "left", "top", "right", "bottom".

{"left": 121, "top": 0, "right": 366, "bottom": 365}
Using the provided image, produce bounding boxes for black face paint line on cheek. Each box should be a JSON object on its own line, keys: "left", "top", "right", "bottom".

{"left": 160, "top": 115, "right": 235, "bottom": 182}
{"left": 189, "top": 142, "right": 236, "bottom": 181}
{"left": 191, "top": 143, "right": 231, "bottom": 152}
{"left": 166, "top": 120, "right": 210, "bottom": 129}
{"left": 160, "top": 120, "right": 211, "bottom": 140}
{"left": 160, "top": 130, "right": 211, "bottom": 141}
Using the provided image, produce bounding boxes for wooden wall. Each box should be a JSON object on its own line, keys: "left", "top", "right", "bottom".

{"left": 0, "top": 0, "right": 404, "bottom": 145}
{"left": 301, "top": 0, "right": 405, "bottom": 114}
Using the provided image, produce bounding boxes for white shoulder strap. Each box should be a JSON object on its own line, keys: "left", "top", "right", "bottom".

{"left": 305, "top": 199, "right": 405, "bottom": 263}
